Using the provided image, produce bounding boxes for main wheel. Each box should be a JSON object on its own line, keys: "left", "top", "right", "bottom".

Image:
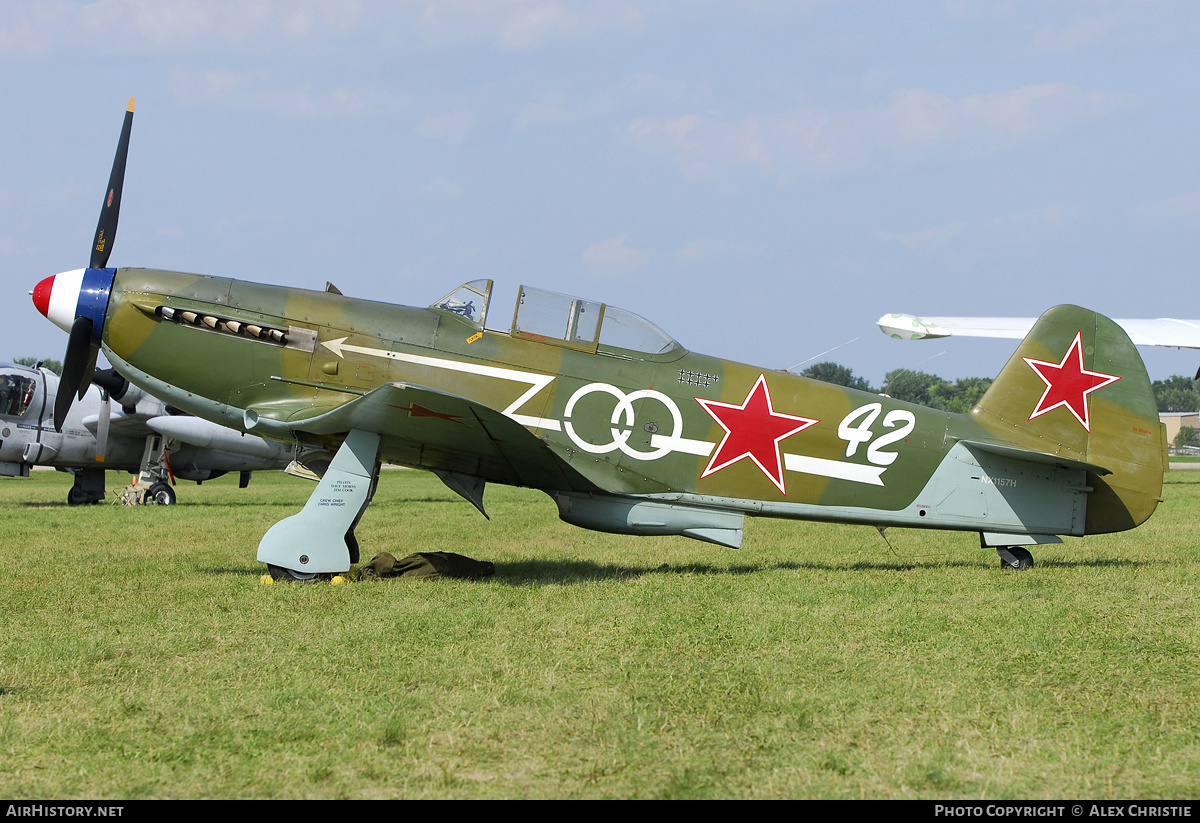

{"left": 146, "top": 482, "right": 176, "bottom": 505}
{"left": 67, "top": 485, "right": 96, "bottom": 506}
{"left": 267, "top": 564, "right": 331, "bottom": 583}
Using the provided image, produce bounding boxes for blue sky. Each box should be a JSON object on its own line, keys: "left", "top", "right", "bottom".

{"left": 4, "top": 0, "right": 1199, "bottom": 386}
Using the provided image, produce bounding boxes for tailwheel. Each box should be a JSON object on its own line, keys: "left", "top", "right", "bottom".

{"left": 267, "top": 564, "right": 333, "bottom": 583}
{"left": 997, "top": 546, "right": 1034, "bottom": 570}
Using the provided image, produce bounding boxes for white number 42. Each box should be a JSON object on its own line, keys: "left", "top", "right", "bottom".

{"left": 837, "top": 403, "right": 916, "bottom": 467}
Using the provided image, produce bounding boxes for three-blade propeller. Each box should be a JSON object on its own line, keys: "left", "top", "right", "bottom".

{"left": 53, "top": 97, "right": 134, "bottom": 431}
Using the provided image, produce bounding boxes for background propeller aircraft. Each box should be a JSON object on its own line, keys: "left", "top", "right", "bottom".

{"left": 879, "top": 313, "right": 1200, "bottom": 377}
{"left": 0, "top": 360, "right": 295, "bottom": 504}
{"left": 33, "top": 99, "right": 1169, "bottom": 577}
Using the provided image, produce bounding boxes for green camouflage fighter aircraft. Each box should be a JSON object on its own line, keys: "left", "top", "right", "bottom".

{"left": 34, "top": 100, "right": 1168, "bottom": 578}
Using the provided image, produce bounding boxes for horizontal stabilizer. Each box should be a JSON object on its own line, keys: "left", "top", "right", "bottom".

{"left": 958, "top": 440, "right": 1111, "bottom": 476}
{"left": 981, "top": 532, "right": 1064, "bottom": 548}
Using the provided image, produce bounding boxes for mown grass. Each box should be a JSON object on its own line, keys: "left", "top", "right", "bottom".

{"left": 1, "top": 468, "right": 1198, "bottom": 799}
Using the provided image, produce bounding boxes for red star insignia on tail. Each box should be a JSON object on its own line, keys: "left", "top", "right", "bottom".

{"left": 695, "top": 374, "right": 817, "bottom": 494}
{"left": 1023, "top": 331, "right": 1120, "bottom": 432}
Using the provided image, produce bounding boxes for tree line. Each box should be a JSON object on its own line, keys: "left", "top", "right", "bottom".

{"left": 12, "top": 356, "right": 62, "bottom": 374}
{"left": 797, "top": 362, "right": 993, "bottom": 413}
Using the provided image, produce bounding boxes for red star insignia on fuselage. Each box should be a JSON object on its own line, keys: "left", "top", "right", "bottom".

{"left": 1023, "top": 331, "right": 1120, "bottom": 432}
{"left": 695, "top": 373, "right": 817, "bottom": 495}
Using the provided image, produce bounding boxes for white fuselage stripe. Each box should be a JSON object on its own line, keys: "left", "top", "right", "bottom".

{"left": 324, "top": 338, "right": 889, "bottom": 485}
{"left": 784, "top": 454, "right": 886, "bottom": 486}
{"left": 326, "top": 340, "right": 561, "bottom": 430}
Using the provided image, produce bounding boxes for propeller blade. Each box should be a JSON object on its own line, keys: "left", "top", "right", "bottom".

{"left": 96, "top": 389, "right": 111, "bottom": 463}
{"left": 78, "top": 345, "right": 99, "bottom": 400}
{"left": 55, "top": 316, "right": 94, "bottom": 431}
{"left": 90, "top": 97, "right": 134, "bottom": 269}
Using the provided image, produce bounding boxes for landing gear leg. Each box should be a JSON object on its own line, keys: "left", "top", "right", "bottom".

{"left": 257, "top": 429, "right": 381, "bottom": 578}
{"left": 997, "top": 546, "right": 1034, "bottom": 570}
{"left": 135, "top": 434, "right": 177, "bottom": 505}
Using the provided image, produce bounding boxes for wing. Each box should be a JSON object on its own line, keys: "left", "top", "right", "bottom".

{"left": 878, "top": 313, "right": 1200, "bottom": 349}
{"left": 1109, "top": 319, "right": 1200, "bottom": 349}
{"left": 286, "top": 381, "right": 596, "bottom": 492}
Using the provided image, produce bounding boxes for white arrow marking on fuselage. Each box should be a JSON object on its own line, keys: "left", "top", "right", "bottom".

{"left": 320, "top": 338, "right": 889, "bottom": 485}
{"left": 321, "top": 337, "right": 561, "bottom": 431}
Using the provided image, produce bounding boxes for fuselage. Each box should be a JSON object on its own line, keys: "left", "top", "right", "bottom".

{"left": 40, "top": 267, "right": 1064, "bottom": 524}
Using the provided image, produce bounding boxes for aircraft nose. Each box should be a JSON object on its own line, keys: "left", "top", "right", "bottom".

{"left": 31, "top": 275, "right": 54, "bottom": 317}
{"left": 31, "top": 269, "right": 88, "bottom": 334}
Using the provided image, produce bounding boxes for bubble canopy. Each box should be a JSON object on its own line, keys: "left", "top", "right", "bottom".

{"left": 431, "top": 281, "right": 682, "bottom": 356}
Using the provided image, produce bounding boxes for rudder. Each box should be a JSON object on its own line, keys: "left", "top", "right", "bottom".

{"left": 971, "top": 305, "right": 1166, "bottom": 534}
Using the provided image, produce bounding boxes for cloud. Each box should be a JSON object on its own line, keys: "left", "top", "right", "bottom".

{"left": 422, "top": 177, "right": 463, "bottom": 199}
{"left": 517, "top": 73, "right": 687, "bottom": 131}
{"left": 991, "top": 202, "right": 1079, "bottom": 232}
{"left": 676, "top": 238, "right": 726, "bottom": 261}
{"left": 514, "top": 95, "right": 611, "bottom": 129}
{"left": 879, "top": 202, "right": 1079, "bottom": 251}
{"left": 628, "top": 108, "right": 866, "bottom": 179}
{"left": 1137, "top": 190, "right": 1200, "bottom": 221}
{"left": 629, "top": 83, "right": 1134, "bottom": 179}
{"left": 884, "top": 83, "right": 1131, "bottom": 148}
{"left": 1032, "top": 11, "right": 1127, "bottom": 52}
{"left": 418, "top": 0, "right": 643, "bottom": 50}
{"left": 0, "top": 0, "right": 363, "bottom": 56}
{"left": 0, "top": 0, "right": 72, "bottom": 57}
{"left": 169, "top": 70, "right": 380, "bottom": 117}
{"left": 581, "top": 234, "right": 648, "bottom": 268}
{"left": 417, "top": 111, "right": 473, "bottom": 144}
{"left": 877, "top": 222, "right": 966, "bottom": 251}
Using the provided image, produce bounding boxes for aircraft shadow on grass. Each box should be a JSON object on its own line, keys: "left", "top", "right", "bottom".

{"left": 199, "top": 555, "right": 1158, "bottom": 582}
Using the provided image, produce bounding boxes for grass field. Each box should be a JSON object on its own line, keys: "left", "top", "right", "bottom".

{"left": 1, "top": 468, "right": 1198, "bottom": 799}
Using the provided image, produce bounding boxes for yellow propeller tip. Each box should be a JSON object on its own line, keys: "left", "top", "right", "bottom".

{"left": 127, "top": 96, "right": 135, "bottom": 112}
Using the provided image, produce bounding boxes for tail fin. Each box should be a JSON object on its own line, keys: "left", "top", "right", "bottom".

{"left": 972, "top": 304, "right": 1166, "bottom": 534}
